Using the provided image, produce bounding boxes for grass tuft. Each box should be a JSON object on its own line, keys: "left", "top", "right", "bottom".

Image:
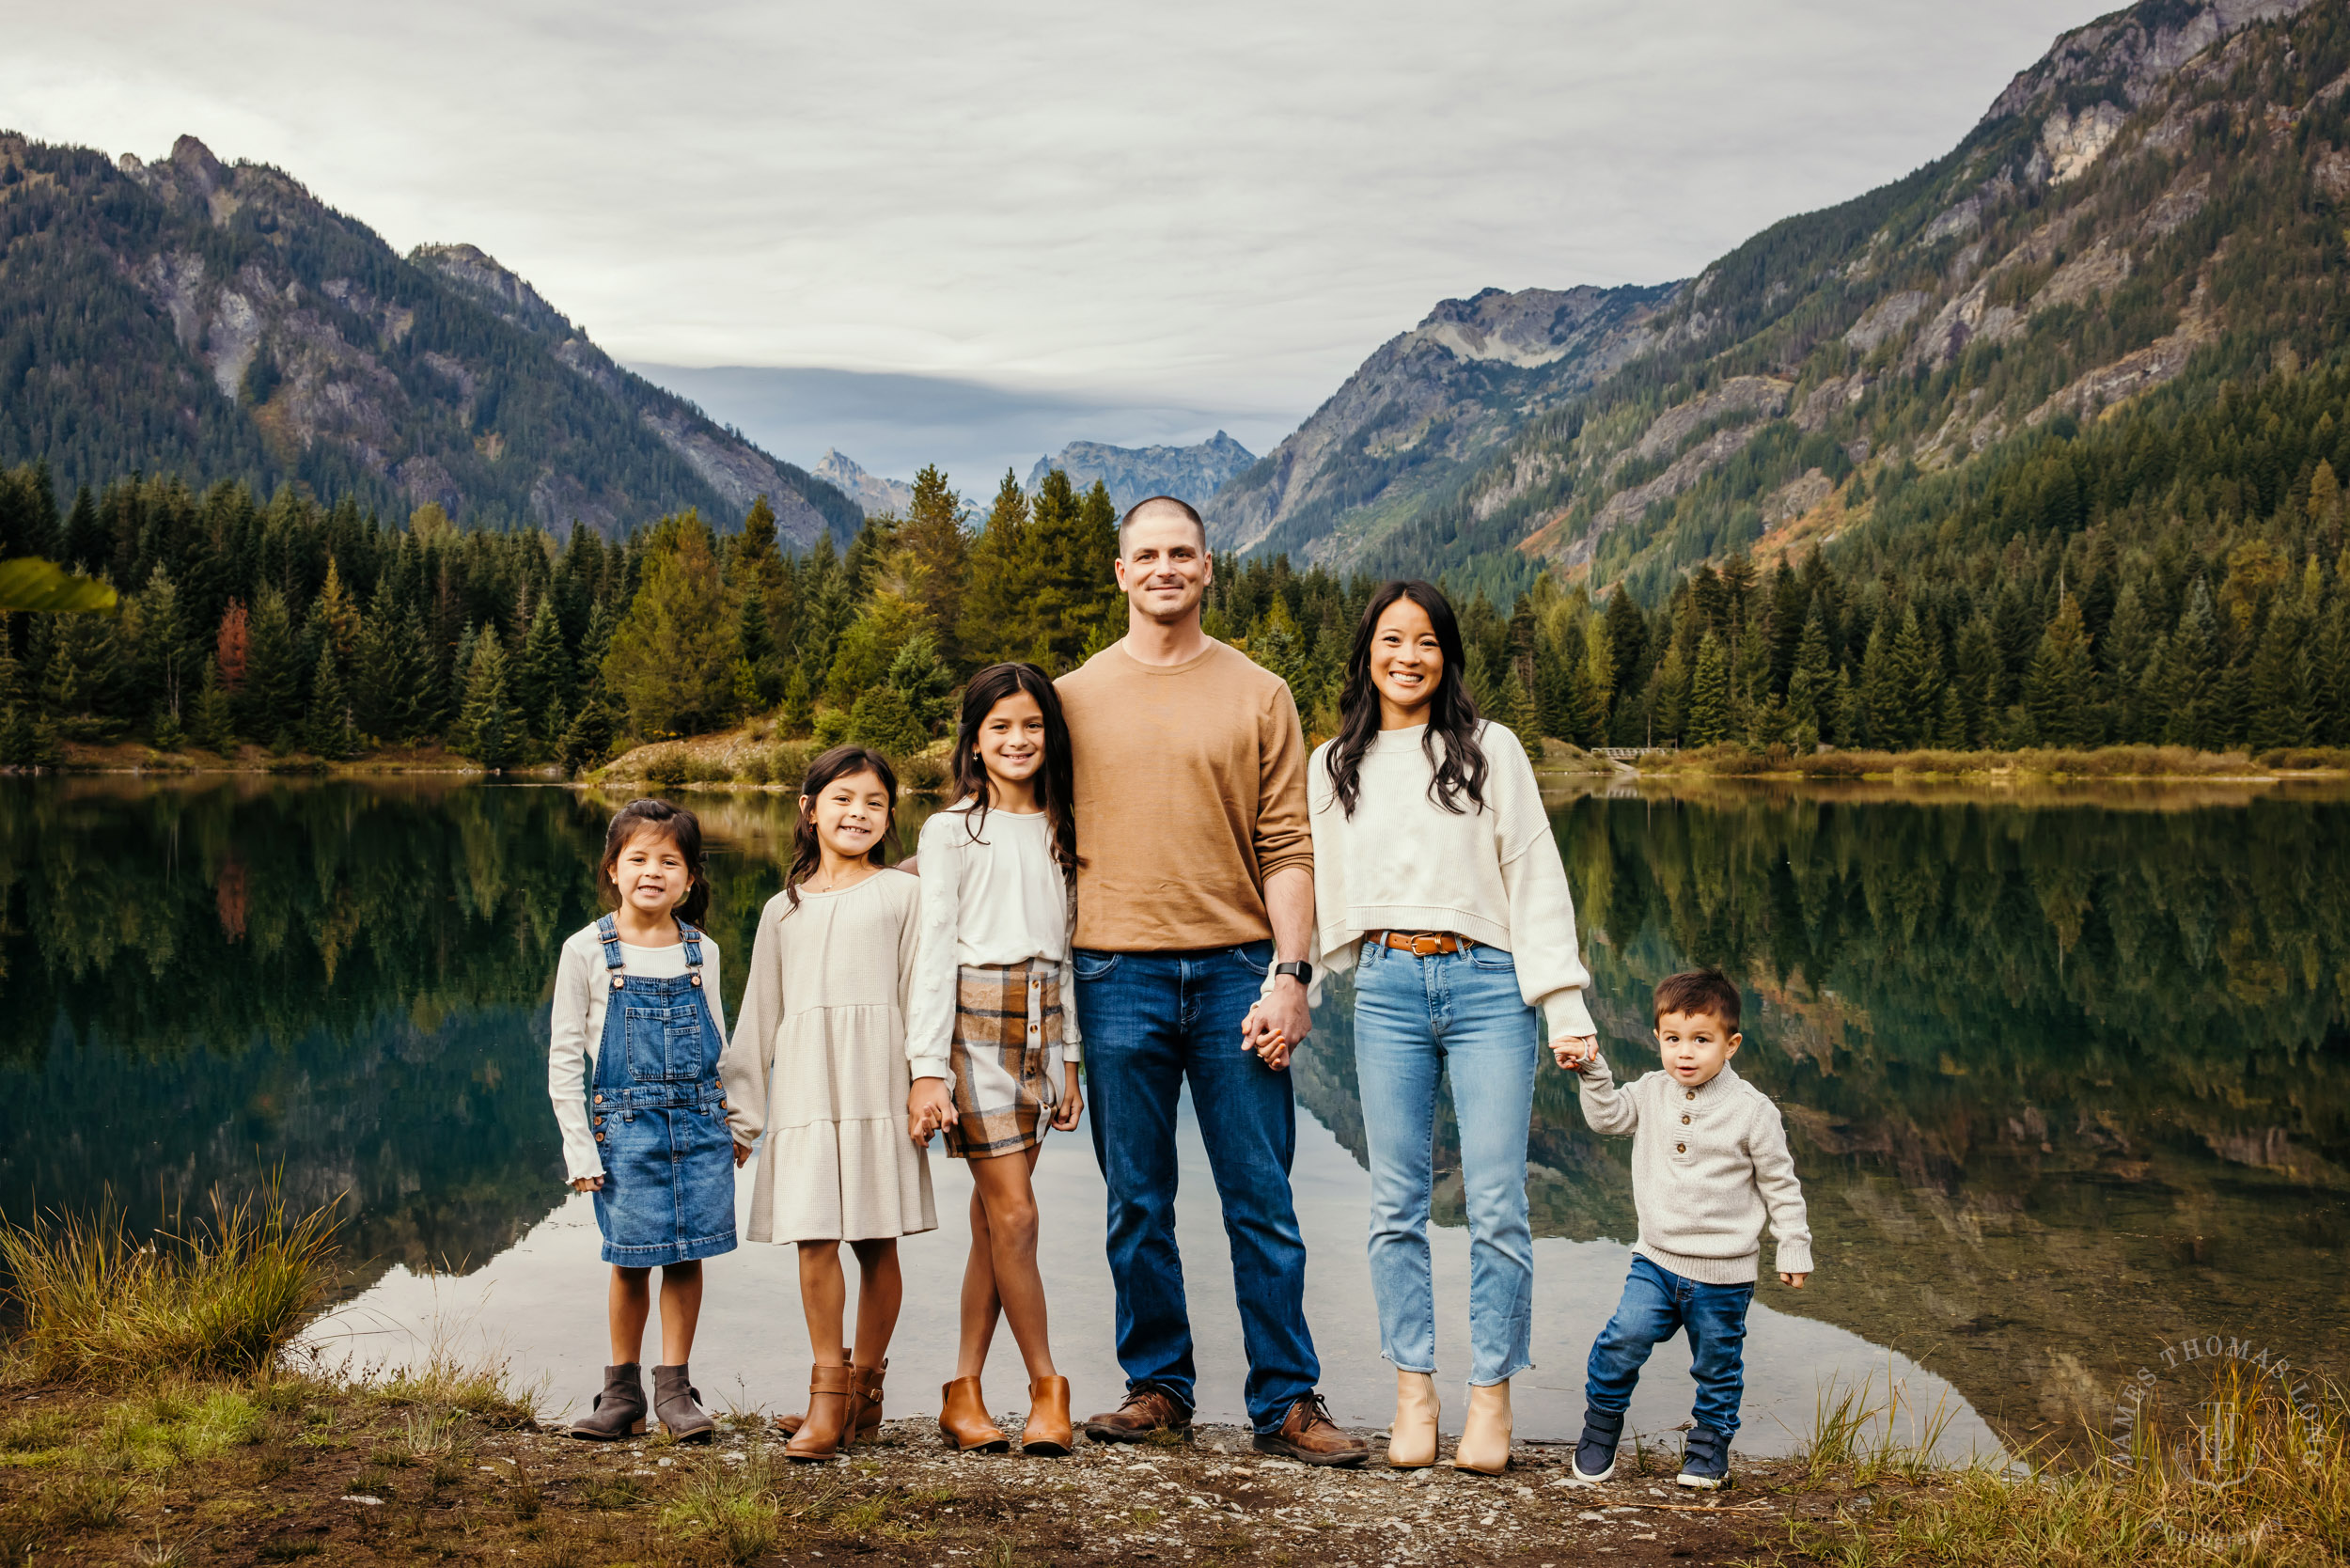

{"left": 0, "top": 1184, "right": 338, "bottom": 1384}
{"left": 660, "top": 1447, "right": 781, "bottom": 1562}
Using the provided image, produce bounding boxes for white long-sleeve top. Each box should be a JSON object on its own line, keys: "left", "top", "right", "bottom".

{"left": 1307, "top": 720, "right": 1595, "bottom": 1039}
{"left": 1575, "top": 1056, "right": 1814, "bottom": 1285}
{"left": 905, "top": 801, "right": 1081, "bottom": 1083}
{"left": 545, "top": 921, "right": 728, "bottom": 1184}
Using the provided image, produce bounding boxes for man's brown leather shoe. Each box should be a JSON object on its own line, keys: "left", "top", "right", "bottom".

{"left": 1253, "top": 1392, "right": 1369, "bottom": 1467}
{"left": 1082, "top": 1385, "right": 1192, "bottom": 1445}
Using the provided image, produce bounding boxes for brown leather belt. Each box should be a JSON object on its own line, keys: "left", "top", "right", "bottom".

{"left": 1380, "top": 931, "right": 1472, "bottom": 956}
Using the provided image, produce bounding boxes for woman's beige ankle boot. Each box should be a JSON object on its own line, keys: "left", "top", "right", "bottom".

{"left": 1452, "top": 1379, "right": 1512, "bottom": 1474}
{"left": 1386, "top": 1371, "right": 1439, "bottom": 1468}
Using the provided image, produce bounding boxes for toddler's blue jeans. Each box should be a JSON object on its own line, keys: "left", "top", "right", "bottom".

{"left": 1584, "top": 1255, "right": 1753, "bottom": 1437}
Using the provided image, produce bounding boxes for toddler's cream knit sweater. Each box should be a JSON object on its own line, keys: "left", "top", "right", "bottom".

{"left": 1576, "top": 1055, "right": 1814, "bottom": 1285}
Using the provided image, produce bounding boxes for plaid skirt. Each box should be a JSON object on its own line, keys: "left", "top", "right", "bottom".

{"left": 944, "top": 958, "right": 1065, "bottom": 1159}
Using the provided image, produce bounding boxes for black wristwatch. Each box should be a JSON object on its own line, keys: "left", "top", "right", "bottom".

{"left": 1273, "top": 961, "right": 1313, "bottom": 987}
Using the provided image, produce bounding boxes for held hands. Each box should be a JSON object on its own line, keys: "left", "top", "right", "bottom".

{"left": 1050, "top": 1064, "right": 1085, "bottom": 1132}
{"left": 1240, "top": 980, "right": 1311, "bottom": 1072}
{"left": 1779, "top": 1272, "right": 1809, "bottom": 1289}
{"left": 1550, "top": 1035, "right": 1600, "bottom": 1073}
{"left": 908, "top": 1078, "right": 958, "bottom": 1147}
{"left": 733, "top": 1139, "right": 753, "bottom": 1169}
{"left": 570, "top": 1175, "right": 603, "bottom": 1193}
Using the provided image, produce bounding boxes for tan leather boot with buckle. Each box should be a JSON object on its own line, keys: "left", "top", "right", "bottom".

{"left": 785, "top": 1365, "right": 854, "bottom": 1463}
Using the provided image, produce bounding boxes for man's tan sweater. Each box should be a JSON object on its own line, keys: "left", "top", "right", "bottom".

{"left": 1057, "top": 638, "right": 1313, "bottom": 951}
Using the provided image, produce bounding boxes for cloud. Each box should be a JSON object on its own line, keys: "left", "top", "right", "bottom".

{"left": 2, "top": 0, "right": 2114, "bottom": 432}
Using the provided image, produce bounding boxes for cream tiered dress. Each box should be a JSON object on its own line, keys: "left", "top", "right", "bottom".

{"left": 720, "top": 869, "right": 937, "bottom": 1244}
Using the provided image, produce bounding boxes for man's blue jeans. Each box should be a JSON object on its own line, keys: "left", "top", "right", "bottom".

{"left": 1584, "top": 1255, "right": 1753, "bottom": 1437}
{"left": 1352, "top": 939, "right": 1539, "bottom": 1386}
{"left": 1074, "top": 941, "right": 1319, "bottom": 1433}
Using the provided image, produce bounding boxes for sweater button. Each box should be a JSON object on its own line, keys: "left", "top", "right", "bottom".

{"left": 1681, "top": 1114, "right": 1690, "bottom": 1124}
{"left": 1675, "top": 1142, "right": 1686, "bottom": 1153}
{"left": 1684, "top": 1090, "right": 1695, "bottom": 1100}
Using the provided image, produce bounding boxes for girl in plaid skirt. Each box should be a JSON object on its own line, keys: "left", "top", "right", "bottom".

{"left": 907, "top": 663, "right": 1085, "bottom": 1456}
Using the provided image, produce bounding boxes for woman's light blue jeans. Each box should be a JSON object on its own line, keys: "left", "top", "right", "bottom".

{"left": 1352, "top": 939, "right": 1540, "bottom": 1386}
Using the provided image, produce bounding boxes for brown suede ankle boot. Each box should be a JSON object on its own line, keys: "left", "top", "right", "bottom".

{"left": 849, "top": 1359, "right": 886, "bottom": 1444}
{"left": 937, "top": 1376, "right": 1010, "bottom": 1453}
{"left": 786, "top": 1365, "right": 854, "bottom": 1463}
{"left": 1022, "top": 1375, "right": 1073, "bottom": 1456}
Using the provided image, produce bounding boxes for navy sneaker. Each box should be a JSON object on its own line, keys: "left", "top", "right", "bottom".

{"left": 1571, "top": 1406, "right": 1623, "bottom": 1483}
{"left": 1676, "top": 1425, "right": 1730, "bottom": 1490}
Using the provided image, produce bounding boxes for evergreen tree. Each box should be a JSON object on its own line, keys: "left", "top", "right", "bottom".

{"left": 517, "top": 596, "right": 572, "bottom": 743}
{"left": 558, "top": 694, "right": 616, "bottom": 774}
{"left": 885, "top": 633, "right": 956, "bottom": 738}
{"left": 1891, "top": 606, "right": 1943, "bottom": 742}
{"left": 457, "top": 635, "right": 525, "bottom": 769}
{"left": 1856, "top": 617, "right": 1898, "bottom": 749}
{"left": 131, "top": 564, "right": 190, "bottom": 734}
{"left": 189, "top": 658, "right": 236, "bottom": 752}
{"left": 1653, "top": 644, "right": 1690, "bottom": 745}
{"left": 603, "top": 513, "right": 739, "bottom": 739}
{"left": 240, "top": 587, "right": 302, "bottom": 745}
{"left": 960, "top": 471, "right": 1035, "bottom": 665}
{"left": 354, "top": 587, "right": 427, "bottom": 743}
{"left": 847, "top": 682, "right": 926, "bottom": 754}
{"left": 39, "top": 596, "right": 123, "bottom": 738}
{"left": 1020, "top": 472, "right": 1120, "bottom": 670}
{"left": 1934, "top": 683, "right": 1968, "bottom": 749}
{"left": 2246, "top": 609, "right": 2312, "bottom": 751}
{"left": 1784, "top": 602, "right": 1834, "bottom": 739}
{"left": 304, "top": 644, "right": 358, "bottom": 760}
{"left": 1686, "top": 630, "right": 1731, "bottom": 745}
{"left": 2024, "top": 597, "right": 2095, "bottom": 747}
{"left": 900, "top": 465, "right": 970, "bottom": 661}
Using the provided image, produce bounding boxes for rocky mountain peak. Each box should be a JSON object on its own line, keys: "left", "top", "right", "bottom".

{"left": 812, "top": 449, "right": 915, "bottom": 517}
{"left": 167, "top": 134, "right": 225, "bottom": 190}
{"left": 409, "top": 243, "right": 572, "bottom": 337}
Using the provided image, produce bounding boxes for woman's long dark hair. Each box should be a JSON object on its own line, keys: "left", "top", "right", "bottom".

{"left": 786, "top": 745, "right": 900, "bottom": 907}
{"left": 599, "top": 797, "right": 712, "bottom": 927}
{"left": 1324, "top": 579, "right": 1488, "bottom": 819}
{"left": 949, "top": 663, "right": 1080, "bottom": 890}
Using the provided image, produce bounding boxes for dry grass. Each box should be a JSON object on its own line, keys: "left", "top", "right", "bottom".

{"left": 1768, "top": 1364, "right": 2348, "bottom": 1567}
{"left": 0, "top": 1185, "right": 339, "bottom": 1384}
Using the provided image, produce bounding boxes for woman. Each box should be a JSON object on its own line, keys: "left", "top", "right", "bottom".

{"left": 1308, "top": 580, "right": 1597, "bottom": 1474}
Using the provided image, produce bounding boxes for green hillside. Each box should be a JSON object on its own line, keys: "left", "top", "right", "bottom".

{"left": 0, "top": 133, "right": 857, "bottom": 546}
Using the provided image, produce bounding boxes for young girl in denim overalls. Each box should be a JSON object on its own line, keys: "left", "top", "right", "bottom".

{"left": 547, "top": 798, "right": 741, "bottom": 1442}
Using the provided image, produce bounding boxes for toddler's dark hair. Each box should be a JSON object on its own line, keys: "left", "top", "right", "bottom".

{"left": 599, "top": 798, "right": 710, "bottom": 927}
{"left": 787, "top": 745, "right": 899, "bottom": 907}
{"left": 1653, "top": 967, "right": 1741, "bottom": 1030}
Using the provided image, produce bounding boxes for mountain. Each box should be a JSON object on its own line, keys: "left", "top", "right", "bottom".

{"left": 0, "top": 133, "right": 859, "bottom": 546}
{"left": 811, "top": 447, "right": 916, "bottom": 516}
{"left": 1251, "top": 0, "right": 2344, "bottom": 602}
{"left": 1204, "top": 283, "right": 1676, "bottom": 566}
{"left": 1026, "top": 430, "right": 1256, "bottom": 515}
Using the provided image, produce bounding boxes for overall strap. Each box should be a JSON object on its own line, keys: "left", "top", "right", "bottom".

{"left": 679, "top": 921, "right": 705, "bottom": 971}
{"left": 596, "top": 915, "right": 626, "bottom": 991}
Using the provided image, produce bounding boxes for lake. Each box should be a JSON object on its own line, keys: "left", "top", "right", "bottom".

{"left": 2, "top": 776, "right": 2343, "bottom": 1462}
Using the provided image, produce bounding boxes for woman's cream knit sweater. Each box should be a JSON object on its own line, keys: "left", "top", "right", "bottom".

{"left": 1307, "top": 720, "right": 1594, "bottom": 1040}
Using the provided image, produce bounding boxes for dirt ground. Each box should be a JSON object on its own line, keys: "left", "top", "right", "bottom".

{"left": 0, "top": 1375, "right": 1895, "bottom": 1567}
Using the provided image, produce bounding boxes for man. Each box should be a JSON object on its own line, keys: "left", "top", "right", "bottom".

{"left": 1056, "top": 495, "right": 1366, "bottom": 1466}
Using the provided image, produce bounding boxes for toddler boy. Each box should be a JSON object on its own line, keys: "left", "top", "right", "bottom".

{"left": 1554, "top": 968, "right": 1811, "bottom": 1490}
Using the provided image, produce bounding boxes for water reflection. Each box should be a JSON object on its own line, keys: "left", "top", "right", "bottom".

{"left": 1, "top": 777, "right": 2342, "bottom": 1457}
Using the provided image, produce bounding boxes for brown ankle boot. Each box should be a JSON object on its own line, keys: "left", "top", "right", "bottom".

{"left": 1022, "top": 1375, "right": 1073, "bottom": 1456}
{"left": 786, "top": 1365, "right": 854, "bottom": 1463}
{"left": 937, "top": 1376, "right": 1010, "bottom": 1453}
{"left": 773, "top": 1347, "right": 850, "bottom": 1438}
{"left": 849, "top": 1359, "right": 887, "bottom": 1443}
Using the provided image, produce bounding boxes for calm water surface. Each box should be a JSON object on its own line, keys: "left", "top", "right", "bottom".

{"left": 3, "top": 776, "right": 2344, "bottom": 1458}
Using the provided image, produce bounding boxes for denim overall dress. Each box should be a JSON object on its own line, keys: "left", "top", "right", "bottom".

{"left": 588, "top": 916, "right": 739, "bottom": 1267}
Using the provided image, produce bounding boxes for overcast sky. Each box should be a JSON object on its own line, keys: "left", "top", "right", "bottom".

{"left": 3, "top": 0, "right": 2115, "bottom": 475}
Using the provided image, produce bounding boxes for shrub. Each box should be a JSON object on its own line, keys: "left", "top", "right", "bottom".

{"left": 682, "top": 756, "right": 734, "bottom": 785}
{"left": 0, "top": 1186, "right": 338, "bottom": 1384}
{"left": 642, "top": 747, "right": 690, "bottom": 788}
{"left": 898, "top": 751, "right": 948, "bottom": 792}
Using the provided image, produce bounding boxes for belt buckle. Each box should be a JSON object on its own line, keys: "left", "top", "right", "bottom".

{"left": 1412, "top": 933, "right": 1443, "bottom": 957}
